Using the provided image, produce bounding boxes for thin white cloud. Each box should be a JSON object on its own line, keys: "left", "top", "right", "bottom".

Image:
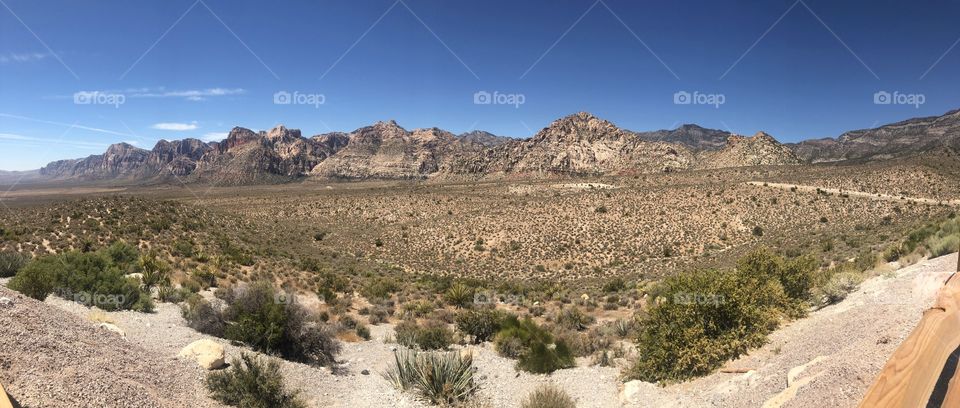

{"left": 201, "top": 132, "right": 228, "bottom": 142}
{"left": 0, "top": 52, "right": 51, "bottom": 63}
{"left": 0, "top": 113, "right": 135, "bottom": 137}
{"left": 0, "top": 132, "right": 108, "bottom": 149}
{"left": 50, "top": 87, "right": 245, "bottom": 102}
{"left": 152, "top": 122, "right": 198, "bottom": 131}
{"left": 131, "top": 87, "right": 245, "bottom": 99}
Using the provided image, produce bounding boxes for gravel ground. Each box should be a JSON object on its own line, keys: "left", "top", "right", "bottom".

{"left": 2, "top": 253, "right": 954, "bottom": 407}
{"left": 0, "top": 285, "right": 220, "bottom": 408}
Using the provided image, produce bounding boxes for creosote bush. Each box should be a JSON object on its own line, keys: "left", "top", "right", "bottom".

{"left": 181, "top": 294, "right": 226, "bottom": 337}
{"left": 206, "top": 353, "right": 305, "bottom": 408}
{"left": 394, "top": 319, "right": 454, "bottom": 350}
{"left": 629, "top": 248, "right": 817, "bottom": 383}
{"left": 9, "top": 249, "right": 153, "bottom": 311}
{"left": 222, "top": 282, "right": 341, "bottom": 366}
{"left": 494, "top": 316, "right": 574, "bottom": 374}
{"left": 455, "top": 307, "right": 510, "bottom": 343}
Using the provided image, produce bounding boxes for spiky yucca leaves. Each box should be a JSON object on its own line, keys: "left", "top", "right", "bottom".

{"left": 206, "top": 353, "right": 305, "bottom": 408}
{"left": 384, "top": 349, "right": 478, "bottom": 405}
{"left": 444, "top": 283, "right": 475, "bottom": 309}
{"left": 0, "top": 250, "right": 28, "bottom": 277}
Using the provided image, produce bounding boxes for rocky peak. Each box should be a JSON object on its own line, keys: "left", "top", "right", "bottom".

{"left": 266, "top": 125, "right": 302, "bottom": 142}
{"left": 105, "top": 142, "right": 144, "bottom": 156}
{"left": 534, "top": 112, "right": 623, "bottom": 144}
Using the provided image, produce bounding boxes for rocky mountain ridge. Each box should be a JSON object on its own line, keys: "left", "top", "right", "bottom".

{"left": 790, "top": 109, "right": 960, "bottom": 162}
{"left": 35, "top": 109, "right": 958, "bottom": 184}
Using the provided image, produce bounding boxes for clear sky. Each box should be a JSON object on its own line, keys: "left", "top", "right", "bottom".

{"left": 1, "top": 0, "right": 959, "bottom": 170}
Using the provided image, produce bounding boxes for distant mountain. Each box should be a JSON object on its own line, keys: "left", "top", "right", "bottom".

{"left": 40, "top": 125, "right": 347, "bottom": 184}
{"left": 441, "top": 112, "right": 692, "bottom": 177}
{"left": 791, "top": 109, "right": 960, "bottom": 162}
{"left": 633, "top": 124, "right": 733, "bottom": 152}
{"left": 698, "top": 132, "right": 802, "bottom": 169}
{"left": 33, "top": 109, "right": 960, "bottom": 185}
{"left": 310, "top": 121, "right": 489, "bottom": 179}
{"left": 456, "top": 130, "right": 512, "bottom": 148}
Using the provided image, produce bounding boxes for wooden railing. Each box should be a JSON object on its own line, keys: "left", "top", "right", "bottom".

{"left": 861, "top": 254, "right": 960, "bottom": 407}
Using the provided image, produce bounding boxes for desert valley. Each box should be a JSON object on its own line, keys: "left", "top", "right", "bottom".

{"left": 1, "top": 109, "right": 959, "bottom": 407}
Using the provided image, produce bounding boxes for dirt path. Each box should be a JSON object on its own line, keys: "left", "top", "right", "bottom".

{"left": 622, "top": 253, "right": 958, "bottom": 407}
{"left": 746, "top": 181, "right": 960, "bottom": 206}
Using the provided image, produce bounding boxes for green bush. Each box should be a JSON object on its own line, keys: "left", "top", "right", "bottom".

{"left": 456, "top": 308, "right": 509, "bottom": 343}
{"left": 494, "top": 317, "right": 574, "bottom": 374}
{"left": 554, "top": 306, "right": 595, "bottom": 331}
{"left": 8, "top": 255, "right": 57, "bottom": 300}
{"left": 629, "top": 248, "right": 816, "bottom": 383}
{"left": 223, "top": 282, "right": 340, "bottom": 366}
{"left": 394, "top": 319, "right": 453, "bottom": 350}
{"left": 9, "top": 251, "right": 152, "bottom": 311}
{"left": 181, "top": 294, "right": 225, "bottom": 337}
{"left": 384, "top": 349, "right": 477, "bottom": 405}
{"left": 0, "top": 251, "right": 28, "bottom": 278}
{"left": 206, "top": 353, "right": 304, "bottom": 408}
{"left": 520, "top": 384, "right": 576, "bottom": 408}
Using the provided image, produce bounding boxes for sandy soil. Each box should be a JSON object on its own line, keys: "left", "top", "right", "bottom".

{"left": 3, "top": 253, "right": 955, "bottom": 407}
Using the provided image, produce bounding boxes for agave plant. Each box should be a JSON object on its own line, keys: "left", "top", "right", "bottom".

{"left": 383, "top": 349, "right": 478, "bottom": 405}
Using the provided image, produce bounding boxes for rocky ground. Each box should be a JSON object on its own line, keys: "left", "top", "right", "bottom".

{"left": 1, "top": 253, "right": 955, "bottom": 407}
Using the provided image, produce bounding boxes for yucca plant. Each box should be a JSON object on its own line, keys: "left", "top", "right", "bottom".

{"left": 445, "top": 283, "right": 475, "bottom": 308}
{"left": 0, "top": 250, "right": 28, "bottom": 278}
{"left": 384, "top": 349, "right": 478, "bottom": 405}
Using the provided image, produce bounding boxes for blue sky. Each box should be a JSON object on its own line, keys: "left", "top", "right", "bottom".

{"left": 1, "top": 0, "right": 959, "bottom": 170}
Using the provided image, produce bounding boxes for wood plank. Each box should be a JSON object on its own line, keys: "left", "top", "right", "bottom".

{"left": 860, "top": 272, "right": 960, "bottom": 407}
{"left": 0, "top": 382, "right": 13, "bottom": 408}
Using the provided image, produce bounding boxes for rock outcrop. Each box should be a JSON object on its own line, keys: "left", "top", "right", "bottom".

{"left": 442, "top": 112, "right": 692, "bottom": 177}
{"left": 633, "top": 124, "right": 733, "bottom": 152}
{"left": 698, "top": 131, "right": 802, "bottom": 169}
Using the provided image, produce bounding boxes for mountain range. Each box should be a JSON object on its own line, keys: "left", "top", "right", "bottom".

{"left": 30, "top": 109, "right": 960, "bottom": 184}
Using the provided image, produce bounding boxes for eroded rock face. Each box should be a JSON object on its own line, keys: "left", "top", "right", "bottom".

{"left": 441, "top": 112, "right": 693, "bottom": 177}
{"left": 39, "top": 125, "right": 351, "bottom": 184}
{"left": 310, "top": 121, "right": 473, "bottom": 179}
{"left": 790, "top": 109, "right": 960, "bottom": 162}
{"left": 698, "top": 131, "right": 802, "bottom": 169}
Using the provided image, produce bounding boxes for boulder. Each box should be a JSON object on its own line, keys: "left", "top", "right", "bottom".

{"left": 98, "top": 323, "right": 125, "bottom": 338}
{"left": 178, "top": 339, "right": 225, "bottom": 370}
